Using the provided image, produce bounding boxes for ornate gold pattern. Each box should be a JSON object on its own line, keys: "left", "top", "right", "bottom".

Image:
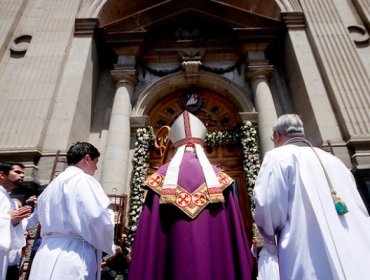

{"left": 145, "top": 171, "right": 234, "bottom": 219}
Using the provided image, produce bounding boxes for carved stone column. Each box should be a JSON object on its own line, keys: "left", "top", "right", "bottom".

{"left": 101, "top": 70, "right": 137, "bottom": 195}
{"left": 247, "top": 66, "right": 277, "bottom": 155}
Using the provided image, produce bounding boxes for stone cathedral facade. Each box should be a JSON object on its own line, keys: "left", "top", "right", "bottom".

{"left": 1, "top": 0, "right": 369, "bottom": 215}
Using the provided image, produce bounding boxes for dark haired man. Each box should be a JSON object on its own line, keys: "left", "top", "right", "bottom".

{"left": 29, "top": 142, "right": 115, "bottom": 280}
{"left": 0, "top": 162, "right": 32, "bottom": 279}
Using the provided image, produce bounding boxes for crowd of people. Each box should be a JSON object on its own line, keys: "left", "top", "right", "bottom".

{"left": 1, "top": 113, "right": 370, "bottom": 280}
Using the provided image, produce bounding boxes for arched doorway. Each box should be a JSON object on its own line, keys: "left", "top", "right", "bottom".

{"left": 147, "top": 87, "right": 254, "bottom": 241}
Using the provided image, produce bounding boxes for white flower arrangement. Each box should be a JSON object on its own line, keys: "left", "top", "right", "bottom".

{"left": 124, "top": 121, "right": 260, "bottom": 252}
{"left": 239, "top": 121, "right": 261, "bottom": 211}
{"left": 125, "top": 126, "right": 154, "bottom": 251}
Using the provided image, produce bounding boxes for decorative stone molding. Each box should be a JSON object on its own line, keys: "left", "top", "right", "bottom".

{"left": 239, "top": 112, "right": 258, "bottom": 124}
{"left": 276, "top": 0, "right": 305, "bottom": 29}
{"left": 246, "top": 65, "right": 274, "bottom": 83}
{"left": 132, "top": 72, "right": 254, "bottom": 117}
{"left": 281, "top": 12, "right": 306, "bottom": 29}
{"left": 179, "top": 49, "right": 204, "bottom": 61}
{"left": 74, "top": 18, "right": 98, "bottom": 36}
{"left": 275, "top": 0, "right": 303, "bottom": 12}
{"left": 0, "top": 148, "right": 41, "bottom": 156}
{"left": 347, "top": 139, "right": 370, "bottom": 166}
{"left": 77, "top": 0, "right": 108, "bottom": 18}
{"left": 347, "top": 25, "right": 369, "bottom": 47}
{"left": 110, "top": 70, "right": 138, "bottom": 88}
{"left": 130, "top": 116, "right": 149, "bottom": 128}
{"left": 181, "top": 60, "right": 202, "bottom": 76}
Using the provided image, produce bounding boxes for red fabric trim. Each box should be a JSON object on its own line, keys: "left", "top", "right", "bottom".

{"left": 161, "top": 189, "right": 177, "bottom": 195}
{"left": 183, "top": 111, "right": 191, "bottom": 139}
{"left": 173, "top": 138, "right": 204, "bottom": 148}
{"left": 207, "top": 187, "right": 223, "bottom": 194}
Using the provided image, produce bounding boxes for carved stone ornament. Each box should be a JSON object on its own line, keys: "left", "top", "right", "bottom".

{"left": 348, "top": 25, "right": 369, "bottom": 47}
{"left": 181, "top": 60, "right": 202, "bottom": 75}
{"left": 10, "top": 35, "right": 32, "bottom": 58}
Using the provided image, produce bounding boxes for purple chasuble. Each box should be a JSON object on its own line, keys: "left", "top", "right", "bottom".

{"left": 128, "top": 151, "right": 254, "bottom": 280}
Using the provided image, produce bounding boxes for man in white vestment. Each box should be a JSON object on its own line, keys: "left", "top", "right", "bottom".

{"left": 29, "top": 142, "right": 115, "bottom": 280}
{"left": 0, "top": 162, "right": 32, "bottom": 280}
{"left": 253, "top": 114, "right": 370, "bottom": 280}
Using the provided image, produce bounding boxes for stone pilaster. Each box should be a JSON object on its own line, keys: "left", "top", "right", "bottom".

{"left": 300, "top": 0, "right": 370, "bottom": 164}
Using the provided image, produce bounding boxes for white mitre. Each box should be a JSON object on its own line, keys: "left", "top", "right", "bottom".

{"left": 161, "top": 110, "right": 223, "bottom": 204}
{"left": 168, "top": 110, "right": 207, "bottom": 148}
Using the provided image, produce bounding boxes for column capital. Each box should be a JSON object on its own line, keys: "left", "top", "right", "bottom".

{"left": 239, "top": 112, "right": 258, "bottom": 124}
{"left": 130, "top": 116, "right": 149, "bottom": 128}
{"left": 110, "top": 69, "right": 138, "bottom": 87}
{"left": 246, "top": 65, "right": 274, "bottom": 83}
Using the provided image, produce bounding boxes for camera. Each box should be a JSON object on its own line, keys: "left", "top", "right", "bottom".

{"left": 26, "top": 201, "right": 35, "bottom": 211}
{"left": 122, "top": 248, "right": 129, "bottom": 257}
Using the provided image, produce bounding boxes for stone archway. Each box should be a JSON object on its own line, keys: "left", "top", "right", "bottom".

{"left": 132, "top": 71, "right": 255, "bottom": 117}
{"left": 131, "top": 72, "right": 257, "bottom": 242}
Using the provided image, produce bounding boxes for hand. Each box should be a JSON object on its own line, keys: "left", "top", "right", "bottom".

{"left": 115, "top": 247, "right": 122, "bottom": 255}
{"left": 25, "top": 195, "right": 38, "bottom": 209}
{"left": 9, "top": 206, "right": 32, "bottom": 225}
{"left": 124, "top": 255, "right": 131, "bottom": 263}
{"left": 26, "top": 195, "right": 37, "bottom": 203}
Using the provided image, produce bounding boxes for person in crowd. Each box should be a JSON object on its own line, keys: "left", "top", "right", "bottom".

{"left": 29, "top": 142, "right": 115, "bottom": 280}
{"left": 7, "top": 196, "right": 38, "bottom": 280}
{"left": 129, "top": 111, "right": 254, "bottom": 280}
{"left": 253, "top": 114, "right": 370, "bottom": 280}
{"left": 0, "top": 162, "right": 32, "bottom": 279}
{"left": 101, "top": 234, "right": 130, "bottom": 280}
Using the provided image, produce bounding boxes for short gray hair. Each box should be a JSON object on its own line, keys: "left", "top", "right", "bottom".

{"left": 272, "top": 114, "right": 305, "bottom": 136}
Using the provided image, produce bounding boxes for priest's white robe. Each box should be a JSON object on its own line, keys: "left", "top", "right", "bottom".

{"left": 0, "top": 186, "right": 26, "bottom": 279}
{"left": 8, "top": 211, "right": 39, "bottom": 267}
{"left": 29, "top": 166, "right": 115, "bottom": 280}
{"left": 254, "top": 143, "right": 370, "bottom": 280}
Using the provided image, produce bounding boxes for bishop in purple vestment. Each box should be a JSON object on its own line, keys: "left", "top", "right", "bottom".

{"left": 128, "top": 111, "right": 253, "bottom": 280}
